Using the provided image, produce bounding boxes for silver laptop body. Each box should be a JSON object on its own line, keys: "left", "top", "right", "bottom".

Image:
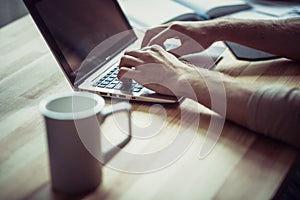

{"left": 24, "top": 0, "right": 180, "bottom": 103}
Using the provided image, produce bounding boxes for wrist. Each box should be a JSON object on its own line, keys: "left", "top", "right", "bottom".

{"left": 177, "top": 67, "right": 208, "bottom": 102}
{"left": 192, "top": 18, "right": 233, "bottom": 46}
{"left": 177, "top": 68, "right": 235, "bottom": 108}
{"left": 212, "top": 18, "right": 234, "bottom": 42}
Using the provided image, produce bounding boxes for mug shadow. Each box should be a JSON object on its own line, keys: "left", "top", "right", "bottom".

{"left": 25, "top": 182, "right": 112, "bottom": 200}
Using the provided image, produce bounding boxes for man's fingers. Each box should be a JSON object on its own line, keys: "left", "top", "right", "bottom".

{"left": 147, "top": 29, "right": 172, "bottom": 47}
{"left": 141, "top": 25, "right": 169, "bottom": 47}
{"left": 169, "top": 46, "right": 196, "bottom": 58}
{"left": 168, "top": 38, "right": 206, "bottom": 57}
{"left": 124, "top": 48, "right": 160, "bottom": 60}
{"left": 117, "top": 67, "right": 139, "bottom": 81}
{"left": 124, "top": 50, "right": 143, "bottom": 58}
{"left": 120, "top": 54, "right": 144, "bottom": 67}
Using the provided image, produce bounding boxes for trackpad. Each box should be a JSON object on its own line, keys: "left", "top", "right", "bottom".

{"left": 180, "top": 45, "right": 226, "bottom": 69}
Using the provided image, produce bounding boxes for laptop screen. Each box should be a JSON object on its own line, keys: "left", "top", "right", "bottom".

{"left": 25, "top": 0, "right": 137, "bottom": 86}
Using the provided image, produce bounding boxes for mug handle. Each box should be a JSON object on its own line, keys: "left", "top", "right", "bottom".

{"left": 99, "top": 102, "right": 132, "bottom": 163}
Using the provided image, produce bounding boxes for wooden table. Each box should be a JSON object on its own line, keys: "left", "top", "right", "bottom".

{"left": 1, "top": 15, "right": 299, "bottom": 200}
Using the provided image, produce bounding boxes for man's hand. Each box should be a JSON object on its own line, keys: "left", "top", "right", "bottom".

{"left": 117, "top": 45, "right": 198, "bottom": 96}
{"left": 141, "top": 21, "right": 219, "bottom": 57}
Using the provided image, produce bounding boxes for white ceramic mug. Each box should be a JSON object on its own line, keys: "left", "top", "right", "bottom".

{"left": 39, "top": 92, "right": 131, "bottom": 195}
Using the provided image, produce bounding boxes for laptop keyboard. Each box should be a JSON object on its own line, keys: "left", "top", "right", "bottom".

{"left": 92, "top": 67, "right": 143, "bottom": 92}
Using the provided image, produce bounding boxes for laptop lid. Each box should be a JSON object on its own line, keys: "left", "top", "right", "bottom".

{"left": 24, "top": 0, "right": 137, "bottom": 87}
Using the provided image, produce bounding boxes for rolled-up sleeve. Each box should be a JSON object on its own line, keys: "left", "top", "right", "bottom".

{"left": 247, "top": 86, "right": 300, "bottom": 148}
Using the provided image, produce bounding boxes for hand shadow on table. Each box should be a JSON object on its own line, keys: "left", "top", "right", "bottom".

{"left": 170, "top": 100, "right": 292, "bottom": 152}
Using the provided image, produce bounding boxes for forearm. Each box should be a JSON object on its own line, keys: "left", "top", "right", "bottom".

{"left": 211, "top": 17, "right": 300, "bottom": 60}
{"left": 247, "top": 86, "right": 300, "bottom": 148}
{"left": 179, "top": 69, "right": 300, "bottom": 148}
{"left": 178, "top": 69, "right": 255, "bottom": 126}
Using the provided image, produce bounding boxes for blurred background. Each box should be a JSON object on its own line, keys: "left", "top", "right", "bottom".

{"left": 0, "top": 0, "right": 28, "bottom": 27}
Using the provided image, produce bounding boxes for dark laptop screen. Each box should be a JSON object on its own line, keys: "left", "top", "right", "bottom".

{"left": 25, "top": 0, "right": 136, "bottom": 86}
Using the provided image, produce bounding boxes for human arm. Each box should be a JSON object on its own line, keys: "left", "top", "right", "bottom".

{"left": 247, "top": 86, "right": 300, "bottom": 148}
{"left": 142, "top": 17, "right": 300, "bottom": 60}
{"left": 189, "top": 70, "right": 300, "bottom": 148}
{"left": 118, "top": 46, "right": 300, "bottom": 147}
{"left": 118, "top": 45, "right": 255, "bottom": 126}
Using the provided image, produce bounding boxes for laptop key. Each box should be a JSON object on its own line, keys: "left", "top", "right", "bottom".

{"left": 106, "top": 83, "right": 116, "bottom": 89}
{"left": 97, "top": 78, "right": 105, "bottom": 83}
{"left": 106, "top": 77, "right": 114, "bottom": 82}
{"left": 133, "top": 87, "right": 142, "bottom": 92}
{"left": 110, "top": 74, "right": 117, "bottom": 78}
{"left": 112, "top": 81, "right": 120, "bottom": 85}
{"left": 97, "top": 84, "right": 106, "bottom": 88}
{"left": 135, "top": 84, "right": 143, "bottom": 89}
{"left": 114, "top": 83, "right": 124, "bottom": 90}
{"left": 101, "top": 80, "right": 110, "bottom": 85}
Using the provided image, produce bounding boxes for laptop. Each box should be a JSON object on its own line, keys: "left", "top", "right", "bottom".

{"left": 23, "top": 0, "right": 181, "bottom": 103}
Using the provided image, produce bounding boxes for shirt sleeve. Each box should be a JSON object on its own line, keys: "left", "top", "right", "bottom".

{"left": 246, "top": 86, "right": 300, "bottom": 148}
